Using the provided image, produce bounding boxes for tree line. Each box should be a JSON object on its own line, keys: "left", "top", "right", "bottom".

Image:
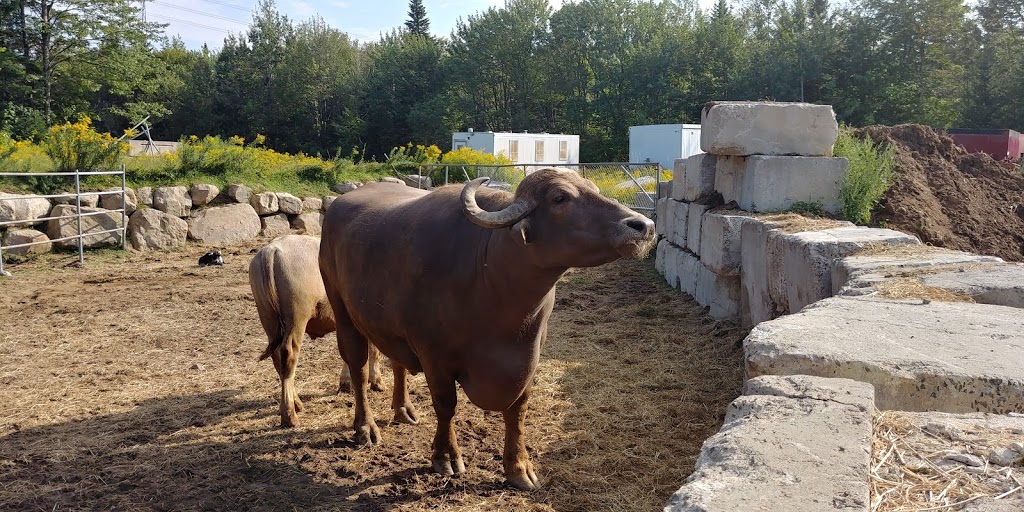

{"left": 2, "top": 0, "right": 1023, "bottom": 162}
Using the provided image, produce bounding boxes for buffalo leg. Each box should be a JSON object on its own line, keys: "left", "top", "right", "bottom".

{"left": 334, "top": 314, "right": 380, "bottom": 445}
{"left": 338, "top": 344, "right": 383, "bottom": 393}
{"left": 276, "top": 321, "right": 306, "bottom": 428}
{"left": 503, "top": 390, "right": 540, "bottom": 490}
{"left": 426, "top": 373, "right": 464, "bottom": 476}
{"left": 391, "top": 361, "right": 418, "bottom": 425}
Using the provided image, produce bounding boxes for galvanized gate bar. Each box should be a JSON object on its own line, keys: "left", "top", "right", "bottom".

{"left": 0, "top": 166, "right": 127, "bottom": 276}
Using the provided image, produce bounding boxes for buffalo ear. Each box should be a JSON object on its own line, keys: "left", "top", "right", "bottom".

{"left": 512, "top": 219, "right": 533, "bottom": 245}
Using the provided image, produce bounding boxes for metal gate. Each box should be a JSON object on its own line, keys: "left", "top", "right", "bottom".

{"left": 392, "top": 162, "right": 666, "bottom": 216}
{"left": 0, "top": 166, "right": 128, "bottom": 276}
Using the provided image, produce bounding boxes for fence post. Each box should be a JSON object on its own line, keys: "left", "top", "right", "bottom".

{"left": 121, "top": 163, "right": 127, "bottom": 250}
{"left": 0, "top": 230, "right": 5, "bottom": 276}
{"left": 75, "top": 168, "right": 84, "bottom": 265}
{"left": 444, "top": 166, "right": 449, "bottom": 186}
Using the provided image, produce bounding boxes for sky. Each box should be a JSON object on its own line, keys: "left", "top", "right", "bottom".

{"left": 146, "top": 0, "right": 720, "bottom": 50}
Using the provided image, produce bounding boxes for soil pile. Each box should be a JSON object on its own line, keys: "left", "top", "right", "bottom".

{"left": 856, "top": 124, "right": 1024, "bottom": 262}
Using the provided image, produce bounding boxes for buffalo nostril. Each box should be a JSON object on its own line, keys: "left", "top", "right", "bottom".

{"left": 625, "top": 217, "right": 651, "bottom": 234}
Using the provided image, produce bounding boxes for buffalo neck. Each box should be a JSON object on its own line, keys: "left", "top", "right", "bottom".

{"left": 477, "top": 227, "right": 567, "bottom": 319}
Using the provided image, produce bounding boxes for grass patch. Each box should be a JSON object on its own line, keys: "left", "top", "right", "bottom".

{"left": 835, "top": 127, "right": 896, "bottom": 225}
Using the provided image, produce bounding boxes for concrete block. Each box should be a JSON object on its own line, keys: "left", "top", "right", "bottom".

{"left": 695, "top": 264, "right": 742, "bottom": 321}
{"left": 679, "top": 249, "right": 700, "bottom": 298}
{"left": 740, "top": 218, "right": 780, "bottom": 327}
{"left": 672, "top": 159, "right": 687, "bottom": 201}
{"left": 743, "top": 375, "right": 875, "bottom": 412}
{"left": 657, "top": 180, "right": 673, "bottom": 200}
{"left": 700, "top": 211, "right": 754, "bottom": 276}
{"left": 686, "top": 203, "right": 708, "bottom": 256}
{"left": 738, "top": 156, "right": 849, "bottom": 215}
{"left": 655, "top": 239, "right": 669, "bottom": 275}
{"left": 767, "top": 226, "right": 920, "bottom": 315}
{"left": 656, "top": 198, "right": 669, "bottom": 237}
{"left": 745, "top": 296, "right": 1024, "bottom": 413}
{"left": 833, "top": 248, "right": 1004, "bottom": 296}
{"left": 664, "top": 242, "right": 684, "bottom": 289}
{"left": 700, "top": 101, "right": 840, "bottom": 157}
{"left": 921, "top": 264, "right": 1024, "bottom": 309}
{"left": 682, "top": 153, "right": 716, "bottom": 202}
{"left": 714, "top": 156, "right": 745, "bottom": 204}
{"left": 666, "top": 375, "right": 872, "bottom": 512}
{"left": 669, "top": 200, "right": 689, "bottom": 249}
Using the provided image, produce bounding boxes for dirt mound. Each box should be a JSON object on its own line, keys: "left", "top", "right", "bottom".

{"left": 856, "top": 124, "right": 1024, "bottom": 262}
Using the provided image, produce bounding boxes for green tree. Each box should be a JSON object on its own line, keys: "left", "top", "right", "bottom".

{"left": 360, "top": 31, "right": 447, "bottom": 157}
{"left": 405, "top": 0, "right": 430, "bottom": 37}
{"left": 3, "top": 0, "right": 161, "bottom": 124}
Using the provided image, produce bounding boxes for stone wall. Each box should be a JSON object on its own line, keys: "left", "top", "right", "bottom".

{"left": 0, "top": 179, "right": 375, "bottom": 258}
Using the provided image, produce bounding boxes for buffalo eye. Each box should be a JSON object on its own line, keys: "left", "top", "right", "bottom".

{"left": 552, "top": 194, "right": 566, "bottom": 204}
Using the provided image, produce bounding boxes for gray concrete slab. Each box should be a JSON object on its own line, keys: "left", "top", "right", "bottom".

{"left": 665, "top": 375, "right": 873, "bottom": 512}
{"left": 922, "top": 264, "right": 1024, "bottom": 308}
{"left": 746, "top": 297, "right": 1024, "bottom": 413}
{"left": 700, "top": 102, "right": 840, "bottom": 157}
{"left": 767, "top": 227, "right": 920, "bottom": 315}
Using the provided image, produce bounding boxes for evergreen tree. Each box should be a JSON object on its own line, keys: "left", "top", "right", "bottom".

{"left": 405, "top": 0, "right": 431, "bottom": 36}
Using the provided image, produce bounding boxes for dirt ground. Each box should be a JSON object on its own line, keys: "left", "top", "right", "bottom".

{"left": 0, "top": 241, "right": 746, "bottom": 512}
{"left": 857, "top": 125, "right": 1024, "bottom": 262}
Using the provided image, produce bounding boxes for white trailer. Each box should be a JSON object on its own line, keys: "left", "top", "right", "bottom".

{"left": 628, "top": 124, "right": 703, "bottom": 170}
{"left": 451, "top": 130, "right": 580, "bottom": 168}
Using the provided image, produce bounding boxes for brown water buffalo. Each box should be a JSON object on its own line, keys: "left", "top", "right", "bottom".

{"left": 319, "top": 168, "right": 655, "bottom": 490}
{"left": 250, "top": 235, "right": 411, "bottom": 428}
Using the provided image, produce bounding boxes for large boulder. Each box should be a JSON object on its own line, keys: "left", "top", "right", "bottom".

{"left": 249, "top": 192, "right": 279, "bottom": 215}
{"left": 276, "top": 192, "right": 303, "bottom": 215}
{"left": 127, "top": 208, "right": 188, "bottom": 251}
{"left": 153, "top": 186, "right": 192, "bottom": 217}
{"left": 332, "top": 181, "right": 361, "bottom": 194}
{"left": 2, "top": 228, "right": 51, "bottom": 256}
{"left": 189, "top": 184, "right": 220, "bottom": 206}
{"left": 301, "top": 196, "right": 322, "bottom": 211}
{"left": 46, "top": 204, "right": 122, "bottom": 248}
{"left": 323, "top": 196, "right": 338, "bottom": 211}
{"left": 0, "top": 193, "right": 51, "bottom": 228}
{"left": 99, "top": 187, "right": 138, "bottom": 216}
{"left": 137, "top": 186, "right": 154, "bottom": 206}
{"left": 260, "top": 213, "right": 291, "bottom": 238}
{"left": 402, "top": 175, "right": 432, "bottom": 189}
{"left": 291, "top": 212, "right": 323, "bottom": 235}
{"left": 227, "top": 184, "right": 252, "bottom": 204}
{"left": 187, "top": 203, "right": 260, "bottom": 245}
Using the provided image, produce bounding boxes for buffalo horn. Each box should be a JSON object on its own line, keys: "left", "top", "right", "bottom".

{"left": 461, "top": 177, "right": 536, "bottom": 229}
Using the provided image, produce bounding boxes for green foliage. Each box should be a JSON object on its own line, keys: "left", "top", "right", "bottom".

{"left": 834, "top": 128, "right": 897, "bottom": 225}
{"left": 787, "top": 201, "right": 827, "bottom": 217}
{"left": 405, "top": 0, "right": 431, "bottom": 36}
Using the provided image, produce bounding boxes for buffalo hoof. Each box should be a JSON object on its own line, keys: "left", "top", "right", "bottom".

{"left": 370, "top": 379, "right": 384, "bottom": 392}
{"left": 280, "top": 412, "right": 298, "bottom": 429}
{"left": 337, "top": 378, "right": 349, "bottom": 394}
{"left": 506, "top": 462, "right": 541, "bottom": 491}
{"left": 355, "top": 421, "right": 381, "bottom": 445}
{"left": 431, "top": 454, "right": 466, "bottom": 477}
{"left": 393, "top": 406, "right": 418, "bottom": 425}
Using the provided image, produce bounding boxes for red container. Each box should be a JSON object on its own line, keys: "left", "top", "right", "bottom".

{"left": 946, "top": 128, "right": 1023, "bottom": 161}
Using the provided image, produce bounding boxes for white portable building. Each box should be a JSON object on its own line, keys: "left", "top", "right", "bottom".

{"left": 451, "top": 130, "right": 580, "bottom": 168}
{"left": 628, "top": 124, "right": 703, "bottom": 169}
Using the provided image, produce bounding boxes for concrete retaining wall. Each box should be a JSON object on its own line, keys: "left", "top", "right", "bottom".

{"left": 659, "top": 102, "right": 1024, "bottom": 511}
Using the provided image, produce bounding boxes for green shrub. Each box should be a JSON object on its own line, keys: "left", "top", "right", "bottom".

{"left": 835, "top": 128, "right": 896, "bottom": 225}
{"left": 41, "top": 116, "right": 128, "bottom": 172}
{"left": 787, "top": 200, "right": 826, "bottom": 217}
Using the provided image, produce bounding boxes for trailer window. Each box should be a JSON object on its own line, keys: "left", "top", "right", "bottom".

{"left": 535, "top": 141, "right": 544, "bottom": 162}
{"left": 508, "top": 140, "right": 519, "bottom": 162}
{"left": 559, "top": 141, "right": 568, "bottom": 161}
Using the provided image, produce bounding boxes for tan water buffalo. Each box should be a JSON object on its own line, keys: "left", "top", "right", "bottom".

{"left": 319, "top": 168, "right": 655, "bottom": 489}
{"left": 249, "top": 235, "right": 417, "bottom": 428}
